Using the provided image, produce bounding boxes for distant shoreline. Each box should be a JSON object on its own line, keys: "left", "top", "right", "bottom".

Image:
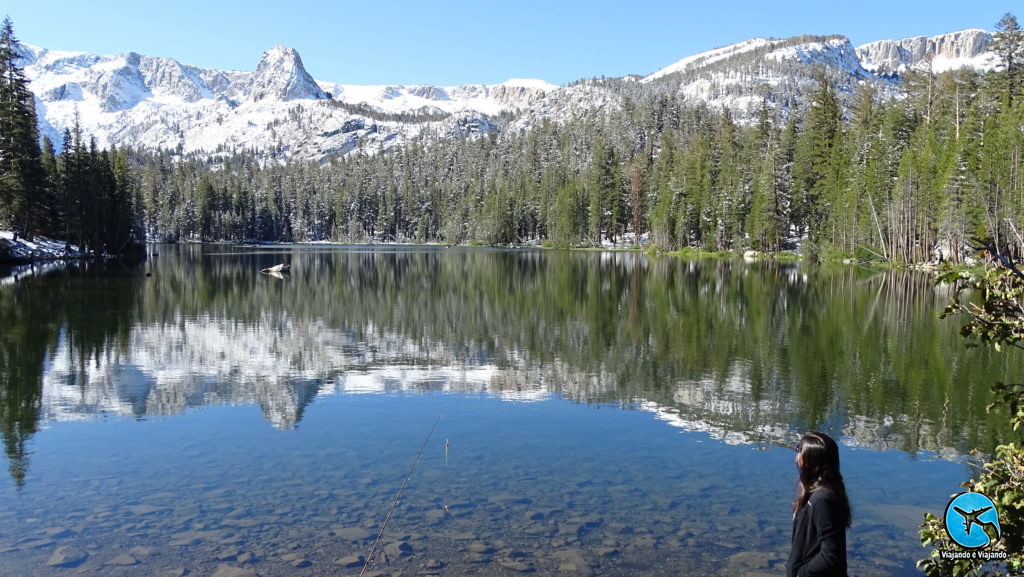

{"left": 1, "top": 232, "right": 964, "bottom": 272}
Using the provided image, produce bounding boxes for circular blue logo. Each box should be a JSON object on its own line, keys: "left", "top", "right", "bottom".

{"left": 944, "top": 492, "right": 1001, "bottom": 549}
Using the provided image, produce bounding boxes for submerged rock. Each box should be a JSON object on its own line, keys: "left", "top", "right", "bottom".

{"left": 46, "top": 546, "right": 89, "bottom": 567}
{"left": 44, "top": 527, "right": 76, "bottom": 538}
{"left": 107, "top": 553, "right": 140, "bottom": 566}
{"left": 211, "top": 565, "right": 259, "bottom": 577}
{"left": 383, "top": 540, "right": 413, "bottom": 557}
{"left": 498, "top": 558, "right": 534, "bottom": 572}
{"left": 334, "top": 554, "right": 366, "bottom": 568}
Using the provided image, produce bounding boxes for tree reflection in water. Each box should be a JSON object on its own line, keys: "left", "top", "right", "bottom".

{"left": 0, "top": 246, "right": 1018, "bottom": 486}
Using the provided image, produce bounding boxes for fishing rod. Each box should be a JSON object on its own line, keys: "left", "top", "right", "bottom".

{"left": 359, "top": 405, "right": 446, "bottom": 577}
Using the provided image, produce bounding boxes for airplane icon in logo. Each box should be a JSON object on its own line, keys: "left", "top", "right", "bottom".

{"left": 953, "top": 505, "right": 1001, "bottom": 542}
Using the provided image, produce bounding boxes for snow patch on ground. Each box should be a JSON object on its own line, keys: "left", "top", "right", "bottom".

{"left": 643, "top": 38, "right": 774, "bottom": 82}
{"left": 0, "top": 230, "right": 81, "bottom": 260}
{"left": 0, "top": 230, "right": 86, "bottom": 285}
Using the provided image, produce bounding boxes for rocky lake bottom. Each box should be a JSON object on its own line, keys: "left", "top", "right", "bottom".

{"left": 0, "top": 394, "right": 964, "bottom": 577}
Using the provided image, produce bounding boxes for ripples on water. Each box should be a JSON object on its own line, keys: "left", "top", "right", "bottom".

{"left": 0, "top": 246, "right": 1016, "bottom": 576}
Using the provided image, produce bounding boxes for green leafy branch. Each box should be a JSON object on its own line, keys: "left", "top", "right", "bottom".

{"left": 922, "top": 253, "right": 1024, "bottom": 576}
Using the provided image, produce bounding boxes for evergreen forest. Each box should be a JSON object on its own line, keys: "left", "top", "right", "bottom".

{"left": 2, "top": 15, "right": 1024, "bottom": 264}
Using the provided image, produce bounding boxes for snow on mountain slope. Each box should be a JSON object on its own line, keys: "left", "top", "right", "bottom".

{"left": 855, "top": 29, "right": 997, "bottom": 75}
{"left": 644, "top": 35, "right": 874, "bottom": 120}
{"left": 641, "top": 29, "right": 995, "bottom": 122}
{"left": 643, "top": 38, "right": 774, "bottom": 82}
{"left": 319, "top": 79, "right": 555, "bottom": 117}
{"left": 18, "top": 26, "right": 998, "bottom": 162}
{"left": 20, "top": 43, "right": 557, "bottom": 161}
{"left": 247, "top": 45, "right": 327, "bottom": 102}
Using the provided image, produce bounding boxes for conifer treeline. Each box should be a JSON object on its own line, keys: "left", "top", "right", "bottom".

{"left": 0, "top": 17, "right": 139, "bottom": 254}
{"left": 132, "top": 14, "right": 1024, "bottom": 263}
{"left": 3, "top": 15, "right": 1024, "bottom": 263}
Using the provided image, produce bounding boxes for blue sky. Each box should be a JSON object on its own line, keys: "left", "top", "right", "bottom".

{"left": 5, "top": 0, "right": 1016, "bottom": 86}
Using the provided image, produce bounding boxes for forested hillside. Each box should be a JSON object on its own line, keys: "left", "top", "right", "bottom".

{"left": 3, "top": 15, "right": 1024, "bottom": 263}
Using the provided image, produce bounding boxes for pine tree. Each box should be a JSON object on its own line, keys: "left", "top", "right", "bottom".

{"left": 649, "top": 132, "right": 679, "bottom": 249}
{"left": 627, "top": 155, "right": 647, "bottom": 244}
{"left": 791, "top": 67, "right": 842, "bottom": 244}
{"left": 38, "top": 135, "right": 59, "bottom": 237}
{"left": 677, "top": 131, "right": 712, "bottom": 248}
{"left": 991, "top": 12, "right": 1024, "bottom": 105}
{"left": 587, "top": 136, "right": 619, "bottom": 244}
{"left": 746, "top": 103, "right": 785, "bottom": 252}
{"left": 0, "top": 17, "right": 48, "bottom": 240}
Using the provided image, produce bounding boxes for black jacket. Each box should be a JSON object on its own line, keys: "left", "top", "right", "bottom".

{"left": 788, "top": 488, "right": 848, "bottom": 577}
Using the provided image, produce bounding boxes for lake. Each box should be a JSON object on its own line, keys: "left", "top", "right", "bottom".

{"left": 0, "top": 245, "right": 1017, "bottom": 577}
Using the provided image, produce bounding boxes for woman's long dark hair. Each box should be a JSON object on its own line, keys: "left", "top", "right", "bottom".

{"left": 793, "top": 432, "right": 851, "bottom": 527}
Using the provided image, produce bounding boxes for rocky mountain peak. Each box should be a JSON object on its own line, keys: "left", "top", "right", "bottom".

{"left": 856, "top": 29, "right": 996, "bottom": 75}
{"left": 248, "top": 45, "right": 326, "bottom": 102}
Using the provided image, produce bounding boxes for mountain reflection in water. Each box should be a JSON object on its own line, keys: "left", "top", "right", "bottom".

{"left": 4, "top": 246, "right": 1015, "bottom": 472}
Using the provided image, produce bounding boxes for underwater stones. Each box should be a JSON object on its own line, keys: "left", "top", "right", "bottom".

{"left": 606, "top": 522, "right": 633, "bottom": 534}
{"left": 725, "top": 550, "right": 783, "bottom": 573}
{"left": 44, "top": 527, "right": 76, "bottom": 538}
{"left": 488, "top": 493, "right": 532, "bottom": 506}
{"left": 329, "top": 526, "right": 373, "bottom": 541}
{"left": 168, "top": 528, "right": 231, "bottom": 546}
{"left": 17, "top": 537, "right": 55, "bottom": 549}
{"left": 523, "top": 522, "right": 554, "bottom": 537}
{"left": 221, "top": 518, "right": 261, "bottom": 528}
{"left": 107, "top": 552, "right": 141, "bottom": 566}
{"left": 334, "top": 554, "right": 366, "bottom": 568}
{"left": 128, "top": 504, "right": 172, "bottom": 516}
{"left": 467, "top": 541, "right": 495, "bottom": 554}
{"left": 211, "top": 565, "right": 259, "bottom": 577}
{"left": 130, "top": 546, "right": 153, "bottom": 558}
{"left": 595, "top": 546, "right": 621, "bottom": 558}
{"left": 497, "top": 558, "right": 535, "bottom": 572}
{"left": 46, "top": 545, "right": 89, "bottom": 567}
{"left": 217, "top": 547, "right": 246, "bottom": 561}
{"left": 631, "top": 534, "right": 658, "bottom": 549}
{"left": 503, "top": 548, "right": 530, "bottom": 560}
{"left": 569, "top": 514, "right": 603, "bottom": 528}
{"left": 424, "top": 509, "right": 447, "bottom": 523}
{"left": 383, "top": 540, "right": 414, "bottom": 557}
{"left": 552, "top": 548, "right": 593, "bottom": 566}
{"left": 279, "top": 551, "right": 311, "bottom": 567}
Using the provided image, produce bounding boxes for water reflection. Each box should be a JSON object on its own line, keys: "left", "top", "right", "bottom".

{"left": 1, "top": 247, "right": 1019, "bottom": 487}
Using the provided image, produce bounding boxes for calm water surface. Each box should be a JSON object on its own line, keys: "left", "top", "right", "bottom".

{"left": 0, "top": 246, "right": 1018, "bottom": 577}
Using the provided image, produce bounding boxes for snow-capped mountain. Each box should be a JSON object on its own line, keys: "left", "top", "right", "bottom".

{"left": 19, "top": 43, "right": 558, "bottom": 161}
{"left": 248, "top": 45, "right": 327, "bottom": 102}
{"left": 855, "top": 28, "right": 996, "bottom": 76}
{"left": 641, "top": 29, "right": 996, "bottom": 120}
{"left": 18, "top": 27, "right": 998, "bottom": 162}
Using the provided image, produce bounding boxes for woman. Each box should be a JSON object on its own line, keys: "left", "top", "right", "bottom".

{"left": 788, "top": 432, "right": 851, "bottom": 577}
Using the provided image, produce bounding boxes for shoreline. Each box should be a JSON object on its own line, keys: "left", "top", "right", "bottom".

{"left": 0, "top": 231, "right": 970, "bottom": 273}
